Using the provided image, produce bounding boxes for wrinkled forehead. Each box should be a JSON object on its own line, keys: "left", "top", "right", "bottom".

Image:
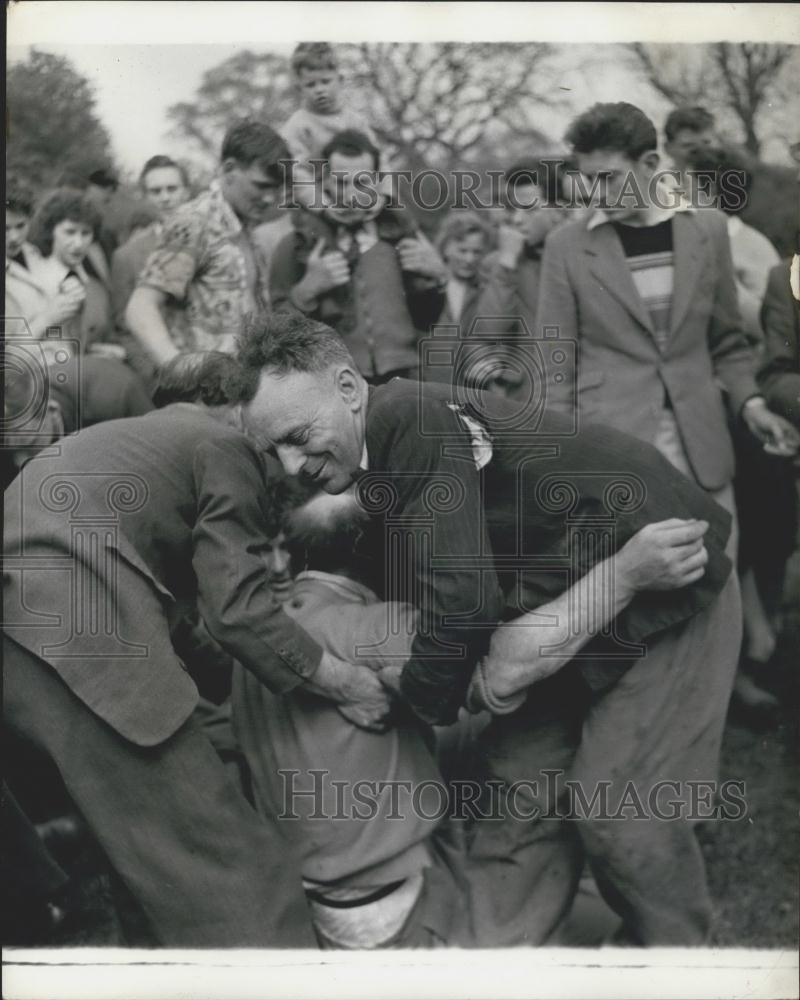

{"left": 243, "top": 369, "right": 328, "bottom": 438}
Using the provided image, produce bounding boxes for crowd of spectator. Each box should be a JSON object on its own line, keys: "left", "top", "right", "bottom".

{"left": 4, "top": 42, "right": 799, "bottom": 951}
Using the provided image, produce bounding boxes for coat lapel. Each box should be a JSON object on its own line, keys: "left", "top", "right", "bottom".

{"left": 670, "top": 212, "right": 706, "bottom": 334}
{"left": 584, "top": 224, "right": 654, "bottom": 334}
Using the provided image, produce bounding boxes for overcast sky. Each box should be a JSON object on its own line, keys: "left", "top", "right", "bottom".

{"left": 8, "top": 3, "right": 799, "bottom": 176}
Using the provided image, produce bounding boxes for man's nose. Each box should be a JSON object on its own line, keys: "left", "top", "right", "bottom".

{"left": 277, "top": 445, "right": 305, "bottom": 476}
{"left": 272, "top": 549, "right": 291, "bottom": 574}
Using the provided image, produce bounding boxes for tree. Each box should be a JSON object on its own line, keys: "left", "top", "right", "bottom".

{"left": 166, "top": 43, "right": 558, "bottom": 177}
{"left": 6, "top": 48, "right": 116, "bottom": 190}
{"left": 629, "top": 42, "right": 800, "bottom": 158}
{"left": 166, "top": 50, "right": 296, "bottom": 166}
{"left": 339, "top": 43, "right": 557, "bottom": 173}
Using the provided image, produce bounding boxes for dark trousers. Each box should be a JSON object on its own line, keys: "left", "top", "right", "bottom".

{"left": 3, "top": 637, "right": 316, "bottom": 948}
{"left": 462, "top": 572, "right": 741, "bottom": 947}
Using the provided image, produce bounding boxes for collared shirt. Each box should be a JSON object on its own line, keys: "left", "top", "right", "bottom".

{"left": 335, "top": 221, "right": 379, "bottom": 257}
{"left": 30, "top": 255, "right": 90, "bottom": 299}
{"left": 136, "top": 179, "right": 263, "bottom": 353}
{"left": 585, "top": 202, "right": 691, "bottom": 232}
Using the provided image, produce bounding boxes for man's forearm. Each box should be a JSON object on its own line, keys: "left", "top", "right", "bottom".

{"left": 483, "top": 553, "right": 636, "bottom": 700}
{"left": 125, "top": 289, "right": 181, "bottom": 366}
{"left": 288, "top": 277, "right": 321, "bottom": 314}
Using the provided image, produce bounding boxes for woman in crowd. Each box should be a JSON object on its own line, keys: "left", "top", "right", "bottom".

{"left": 26, "top": 188, "right": 115, "bottom": 361}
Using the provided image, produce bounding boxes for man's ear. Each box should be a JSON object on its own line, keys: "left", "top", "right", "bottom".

{"left": 334, "top": 366, "right": 363, "bottom": 410}
{"left": 640, "top": 150, "right": 660, "bottom": 173}
{"left": 220, "top": 158, "right": 240, "bottom": 177}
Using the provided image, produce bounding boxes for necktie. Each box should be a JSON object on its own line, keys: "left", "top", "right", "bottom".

{"left": 60, "top": 269, "right": 82, "bottom": 291}
{"left": 11, "top": 251, "right": 27, "bottom": 270}
{"left": 344, "top": 231, "right": 361, "bottom": 271}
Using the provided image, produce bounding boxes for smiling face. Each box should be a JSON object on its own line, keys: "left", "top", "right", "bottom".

{"left": 242, "top": 367, "right": 367, "bottom": 494}
{"left": 323, "top": 151, "right": 377, "bottom": 224}
{"left": 51, "top": 218, "right": 95, "bottom": 268}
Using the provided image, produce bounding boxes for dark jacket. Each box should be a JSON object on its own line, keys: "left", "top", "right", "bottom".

{"left": 269, "top": 207, "right": 445, "bottom": 377}
{"left": 360, "top": 379, "right": 733, "bottom": 725}
{"left": 758, "top": 259, "right": 800, "bottom": 427}
{"left": 3, "top": 403, "right": 321, "bottom": 745}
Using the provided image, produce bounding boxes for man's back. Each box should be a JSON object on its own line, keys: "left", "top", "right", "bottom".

{"left": 231, "top": 570, "right": 441, "bottom": 887}
{"left": 362, "top": 378, "right": 733, "bottom": 722}
{"left": 4, "top": 404, "right": 318, "bottom": 745}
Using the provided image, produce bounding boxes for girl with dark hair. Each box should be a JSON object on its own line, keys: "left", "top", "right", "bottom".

{"left": 23, "top": 189, "right": 115, "bottom": 362}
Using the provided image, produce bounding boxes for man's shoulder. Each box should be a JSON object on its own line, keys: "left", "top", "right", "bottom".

{"left": 162, "top": 188, "right": 217, "bottom": 234}
{"left": 543, "top": 215, "right": 591, "bottom": 252}
{"left": 113, "top": 227, "right": 159, "bottom": 266}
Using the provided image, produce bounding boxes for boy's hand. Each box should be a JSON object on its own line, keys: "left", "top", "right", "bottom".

{"left": 497, "top": 224, "right": 526, "bottom": 269}
{"left": 45, "top": 290, "right": 84, "bottom": 326}
{"left": 302, "top": 238, "right": 350, "bottom": 296}
{"left": 397, "top": 233, "right": 447, "bottom": 282}
{"left": 615, "top": 519, "right": 709, "bottom": 594}
{"left": 306, "top": 651, "right": 392, "bottom": 731}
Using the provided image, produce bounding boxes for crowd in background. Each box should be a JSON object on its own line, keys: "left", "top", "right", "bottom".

{"left": 4, "top": 42, "right": 800, "bottom": 950}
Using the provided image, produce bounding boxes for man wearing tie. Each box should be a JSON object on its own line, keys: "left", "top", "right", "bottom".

{"left": 269, "top": 129, "right": 448, "bottom": 384}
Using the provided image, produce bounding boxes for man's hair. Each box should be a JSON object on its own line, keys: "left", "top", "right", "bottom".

{"left": 28, "top": 189, "right": 102, "bottom": 257}
{"left": 231, "top": 311, "right": 356, "bottom": 403}
{"left": 664, "top": 106, "right": 716, "bottom": 142}
{"left": 152, "top": 351, "right": 243, "bottom": 408}
{"left": 87, "top": 167, "right": 119, "bottom": 191}
{"left": 685, "top": 144, "right": 753, "bottom": 215}
{"left": 321, "top": 129, "right": 380, "bottom": 170}
{"left": 260, "top": 473, "right": 313, "bottom": 541}
{"left": 139, "top": 154, "right": 190, "bottom": 190}
{"left": 125, "top": 203, "right": 161, "bottom": 236}
{"left": 504, "top": 157, "right": 572, "bottom": 206}
{"left": 291, "top": 42, "right": 338, "bottom": 76}
{"left": 285, "top": 489, "right": 372, "bottom": 580}
{"left": 220, "top": 119, "right": 291, "bottom": 183}
{"left": 436, "top": 211, "right": 491, "bottom": 255}
{"left": 6, "top": 176, "right": 36, "bottom": 218}
{"left": 565, "top": 103, "right": 658, "bottom": 160}
{"left": 3, "top": 356, "right": 74, "bottom": 435}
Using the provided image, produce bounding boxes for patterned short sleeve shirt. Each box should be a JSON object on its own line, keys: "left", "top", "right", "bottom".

{"left": 136, "top": 180, "right": 263, "bottom": 353}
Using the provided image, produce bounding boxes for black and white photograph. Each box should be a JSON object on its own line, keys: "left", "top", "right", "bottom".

{"left": 3, "top": 3, "right": 799, "bottom": 998}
